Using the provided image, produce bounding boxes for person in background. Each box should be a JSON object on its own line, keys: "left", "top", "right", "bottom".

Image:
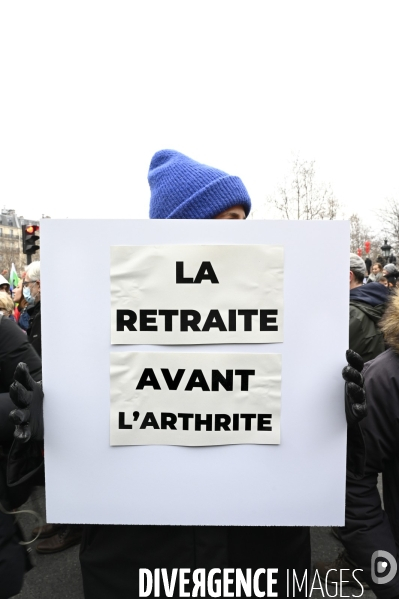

{"left": 383, "top": 263, "right": 396, "bottom": 278}
{"left": 376, "top": 256, "right": 385, "bottom": 267}
{"left": 383, "top": 263, "right": 399, "bottom": 289}
{"left": 349, "top": 253, "right": 388, "bottom": 362}
{"left": 21, "top": 260, "right": 83, "bottom": 553}
{"left": 24, "top": 262, "right": 41, "bottom": 356}
{"left": 0, "top": 274, "right": 10, "bottom": 294}
{"left": 364, "top": 256, "right": 372, "bottom": 277}
{"left": 12, "top": 279, "right": 30, "bottom": 331}
{"left": 0, "top": 292, "right": 15, "bottom": 319}
{"left": 366, "top": 262, "right": 383, "bottom": 283}
{"left": 316, "top": 296, "right": 399, "bottom": 597}
{"left": 379, "top": 276, "right": 389, "bottom": 287}
{"left": 319, "top": 254, "right": 389, "bottom": 583}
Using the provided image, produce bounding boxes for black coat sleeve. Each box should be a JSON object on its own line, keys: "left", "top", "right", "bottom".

{"left": 0, "top": 318, "right": 42, "bottom": 392}
{"left": 340, "top": 350, "right": 399, "bottom": 598}
{"left": 0, "top": 318, "right": 43, "bottom": 499}
{"left": 0, "top": 318, "right": 42, "bottom": 445}
{"left": 0, "top": 319, "right": 41, "bottom": 446}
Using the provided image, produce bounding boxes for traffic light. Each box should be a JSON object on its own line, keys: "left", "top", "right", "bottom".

{"left": 22, "top": 224, "right": 40, "bottom": 256}
{"left": 364, "top": 240, "right": 371, "bottom": 254}
{"left": 357, "top": 248, "right": 362, "bottom": 257}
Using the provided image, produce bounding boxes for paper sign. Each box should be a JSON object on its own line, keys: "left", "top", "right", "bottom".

{"left": 111, "top": 245, "right": 284, "bottom": 345}
{"left": 110, "top": 352, "right": 281, "bottom": 446}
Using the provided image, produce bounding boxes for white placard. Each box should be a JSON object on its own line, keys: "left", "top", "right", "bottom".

{"left": 111, "top": 245, "right": 283, "bottom": 345}
{"left": 41, "top": 219, "right": 349, "bottom": 526}
{"left": 110, "top": 352, "right": 281, "bottom": 446}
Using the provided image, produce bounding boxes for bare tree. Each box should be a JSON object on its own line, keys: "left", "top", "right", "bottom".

{"left": 350, "top": 213, "right": 383, "bottom": 263}
{"left": 264, "top": 156, "right": 340, "bottom": 220}
{"left": 377, "top": 197, "right": 399, "bottom": 255}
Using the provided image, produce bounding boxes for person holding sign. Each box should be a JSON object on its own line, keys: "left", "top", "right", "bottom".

{"left": 79, "top": 150, "right": 311, "bottom": 598}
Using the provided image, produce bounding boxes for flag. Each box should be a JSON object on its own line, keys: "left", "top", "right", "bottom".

{"left": 9, "top": 263, "right": 19, "bottom": 291}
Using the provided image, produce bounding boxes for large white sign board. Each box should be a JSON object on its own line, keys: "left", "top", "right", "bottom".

{"left": 41, "top": 219, "right": 348, "bottom": 525}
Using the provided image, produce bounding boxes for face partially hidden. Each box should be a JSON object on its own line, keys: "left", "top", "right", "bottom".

{"left": 214, "top": 205, "right": 246, "bottom": 220}
{"left": 24, "top": 276, "right": 40, "bottom": 303}
{"left": 12, "top": 279, "right": 23, "bottom": 303}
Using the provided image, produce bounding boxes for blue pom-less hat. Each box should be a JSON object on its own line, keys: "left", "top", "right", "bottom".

{"left": 148, "top": 150, "right": 251, "bottom": 219}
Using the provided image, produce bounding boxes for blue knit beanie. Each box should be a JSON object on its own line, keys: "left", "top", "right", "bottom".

{"left": 148, "top": 149, "right": 252, "bottom": 219}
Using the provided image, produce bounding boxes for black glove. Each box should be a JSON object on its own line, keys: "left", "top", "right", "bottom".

{"left": 8, "top": 362, "right": 44, "bottom": 443}
{"left": 342, "top": 349, "right": 367, "bottom": 426}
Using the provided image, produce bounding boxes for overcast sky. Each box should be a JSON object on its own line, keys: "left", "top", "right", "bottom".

{"left": 1, "top": 1, "right": 398, "bottom": 232}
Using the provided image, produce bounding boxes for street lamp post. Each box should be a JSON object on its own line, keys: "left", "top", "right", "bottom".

{"left": 381, "top": 239, "right": 392, "bottom": 265}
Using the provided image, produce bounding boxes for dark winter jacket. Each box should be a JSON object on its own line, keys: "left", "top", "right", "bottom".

{"left": 0, "top": 316, "right": 43, "bottom": 598}
{"left": 340, "top": 291, "right": 399, "bottom": 598}
{"left": 17, "top": 306, "right": 30, "bottom": 332}
{"left": 27, "top": 300, "right": 41, "bottom": 357}
{"left": 349, "top": 282, "right": 388, "bottom": 362}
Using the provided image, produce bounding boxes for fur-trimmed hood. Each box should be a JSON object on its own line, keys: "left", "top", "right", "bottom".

{"left": 380, "top": 290, "right": 399, "bottom": 353}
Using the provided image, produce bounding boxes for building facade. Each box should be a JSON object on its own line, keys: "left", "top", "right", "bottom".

{"left": 0, "top": 208, "right": 41, "bottom": 275}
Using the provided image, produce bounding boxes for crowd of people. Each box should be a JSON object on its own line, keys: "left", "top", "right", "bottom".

{"left": 1, "top": 150, "right": 399, "bottom": 598}
{"left": 366, "top": 260, "right": 399, "bottom": 289}
{"left": 0, "top": 263, "right": 41, "bottom": 351}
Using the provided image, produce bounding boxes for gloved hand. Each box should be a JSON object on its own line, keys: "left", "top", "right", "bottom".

{"left": 8, "top": 362, "right": 44, "bottom": 443}
{"left": 342, "top": 349, "right": 367, "bottom": 426}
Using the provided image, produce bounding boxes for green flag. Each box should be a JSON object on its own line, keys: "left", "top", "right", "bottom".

{"left": 9, "top": 263, "right": 19, "bottom": 290}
